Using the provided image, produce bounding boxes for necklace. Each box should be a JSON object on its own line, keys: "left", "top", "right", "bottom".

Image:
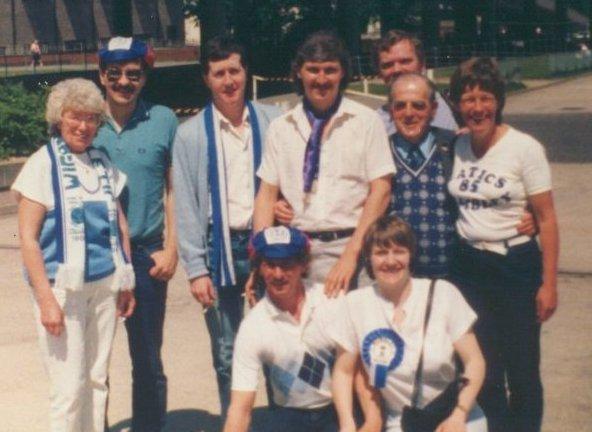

{"left": 74, "top": 152, "right": 102, "bottom": 195}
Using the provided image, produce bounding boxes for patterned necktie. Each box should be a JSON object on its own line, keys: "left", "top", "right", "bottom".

{"left": 406, "top": 146, "right": 425, "bottom": 171}
{"left": 302, "top": 97, "right": 341, "bottom": 192}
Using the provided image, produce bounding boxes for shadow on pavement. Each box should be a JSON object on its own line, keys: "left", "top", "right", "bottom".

{"left": 108, "top": 407, "right": 273, "bottom": 432}
{"left": 506, "top": 113, "right": 592, "bottom": 163}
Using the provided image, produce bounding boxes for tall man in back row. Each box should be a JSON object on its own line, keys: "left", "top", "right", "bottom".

{"left": 254, "top": 31, "right": 395, "bottom": 295}
{"left": 95, "top": 37, "right": 178, "bottom": 431}
{"left": 173, "top": 35, "right": 280, "bottom": 420}
{"left": 374, "top": 29, "right": 457, "bottom": 135}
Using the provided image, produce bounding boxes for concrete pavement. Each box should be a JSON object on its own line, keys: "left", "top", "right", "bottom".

{"left": 1, "top": 76, "right": 592, "bottom": 431}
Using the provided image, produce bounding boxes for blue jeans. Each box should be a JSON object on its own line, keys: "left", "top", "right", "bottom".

{"left": 451, "top": 240, "right": 543, "bottom": 432}
{"left": 125, "top": 240, "right": 168, "bottom": 432}
{"left": 206, "top": 230, "right": 251, "bottom": 420}
{"left": 264, "top": 404, "right": 338, "bottom": 432}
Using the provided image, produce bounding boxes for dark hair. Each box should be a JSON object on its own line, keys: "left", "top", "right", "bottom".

{"left": 362, "top": 215, "right": 417, "bottom": 279}
{"left": 388, "top": 72, "right": 437, "bottom": 106}
{"left": 449, "top": 57, "right": 506, "bottom": 124}
{"left": 374, "top": 29, "right": 425, "bottom": 71}
{"left": 201, "top": 34, "right": 247, "bottom": 75}
{"left": 290, "top": 31, "right": 351, "bottom": 94}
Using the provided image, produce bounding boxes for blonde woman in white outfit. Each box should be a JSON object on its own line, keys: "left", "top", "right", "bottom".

{"left": 12, "top": 78, "right": 135, "bottom": 432}
{"left": 332, "top": 215, "right": 486, "bottom": 432}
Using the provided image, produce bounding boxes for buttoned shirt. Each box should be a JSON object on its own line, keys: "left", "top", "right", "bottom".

{"left": 213, "top": 106, "right": 254, "bottom": 230}
{"left": 257, "top": 97, "right": 395, "bottom": 232}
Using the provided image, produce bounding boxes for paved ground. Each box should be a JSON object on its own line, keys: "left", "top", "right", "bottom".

{"left": 1, "top": 76, "right": 591, "bottom": 431}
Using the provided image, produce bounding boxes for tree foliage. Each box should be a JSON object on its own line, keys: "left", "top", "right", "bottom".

{"left": 183, "top": 0, "right": 378, "bottom": 75}
{"left": 0, "top": 83, "right": 47, "bottom": 158}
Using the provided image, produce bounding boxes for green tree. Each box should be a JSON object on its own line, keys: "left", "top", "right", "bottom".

{"left": 0, "top": 83, "right": 47, "bottom": 158}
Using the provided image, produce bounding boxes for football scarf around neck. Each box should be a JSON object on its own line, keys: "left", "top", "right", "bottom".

{"left": 302, "top": 96, "right": 341, "bottom": 193}
{"left": 204, "top": 100, "right": 262, "bottom": 288}
{"left": 47, "top": 136, "right": 134, "bottom": 292}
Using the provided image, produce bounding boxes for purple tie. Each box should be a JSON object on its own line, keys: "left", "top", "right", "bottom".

{"left": 302, "top": 97, "right": 341, "bottom": 193}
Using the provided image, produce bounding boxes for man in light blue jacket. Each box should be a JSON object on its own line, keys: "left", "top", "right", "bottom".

{"left": 173, "top": 35, "right": 280, "bottom": 420}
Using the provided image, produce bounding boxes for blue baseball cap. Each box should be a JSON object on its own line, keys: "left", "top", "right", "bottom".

{"left": 249, "top": 227, "right": 310, "bottom": 260}
{"left": 98, "top": 37, "right": 155, "bottom": 67}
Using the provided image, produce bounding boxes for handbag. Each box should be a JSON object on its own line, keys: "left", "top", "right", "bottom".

{"left": 400, "top": 279, "right": 468, "bottom": 432}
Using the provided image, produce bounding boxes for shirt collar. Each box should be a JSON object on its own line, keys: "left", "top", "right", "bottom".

{"left": 290, "top": 95, "right": 355, "bottom": 138}
{"left": 105, "top": 99, "right": 150, "bottom": 132}
{"left": 262, "top": 284, "right": 320, "bottom": 325}
{"left": 214, "top": 105, "right": 250, "bottom": 130}
{"left": 373, "top": 281, "right": 423, "bottom": 328}
{"left": 393, "top": 129, "right": 435, "bottom": 159}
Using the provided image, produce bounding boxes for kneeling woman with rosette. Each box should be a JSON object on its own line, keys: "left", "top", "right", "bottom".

{"left": 12, "top": 78, "right": 135, "bottom": 432}
{"left": 332, "top": 215, "right": 486, "bottom": 432}
{"left": 447, "top": 57, "right": 559, "bottom": 432}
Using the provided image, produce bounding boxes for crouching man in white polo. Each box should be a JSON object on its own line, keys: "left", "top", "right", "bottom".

{"left": 223, "top": 226, "right": 343, "bottom": 432}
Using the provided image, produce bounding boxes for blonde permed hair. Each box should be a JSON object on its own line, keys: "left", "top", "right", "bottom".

{"left": 45, "top": 78, "right": 105, "bottom": 136}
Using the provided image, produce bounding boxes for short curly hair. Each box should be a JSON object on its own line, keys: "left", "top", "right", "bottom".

{"left": 449, "top": 57, "right": 506, "bottom": 124}
{"left": 362, "top": 215, "right": 417, "bottom": 279}
{"left": 45, "top": 78, "right": 105, "bottom": 136}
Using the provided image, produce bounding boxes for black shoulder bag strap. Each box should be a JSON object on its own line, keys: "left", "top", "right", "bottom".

{"left": 409, "top": 278, "right": 437, "bottom": 408}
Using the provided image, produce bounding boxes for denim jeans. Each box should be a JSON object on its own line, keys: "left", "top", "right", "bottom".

{"left": 263, "top": 404, "right": 338, "bottom": 432}
{"left": 125, "top": 239, "right": 168, "bottom": 432}
{"left": 450, "top": 240, "right": 543, "bottom": 432}
{"left": 206, "top": 230, "right": 251, "bottom": 420}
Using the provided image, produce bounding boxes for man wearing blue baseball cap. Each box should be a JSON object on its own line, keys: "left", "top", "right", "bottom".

{"left": 94, "top": 36, "right": 178, "bottom": 431}
{"left": 224, "top": 226, "right": 343, "bottom": 432}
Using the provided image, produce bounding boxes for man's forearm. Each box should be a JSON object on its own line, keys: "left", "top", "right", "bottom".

{"left": 164, "top": 169, "right": 178, "bottom": 252}
{"left": 253, "top": 182, "right": 279, "bottom": 232}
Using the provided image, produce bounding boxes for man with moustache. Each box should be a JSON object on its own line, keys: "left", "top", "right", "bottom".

{"left": 173, "top": 35, "right": 280, "bottom": 420}
{"left": 387, "top": 72, "right": 536, "bottom": 279}
{"left": 374, "top": 30, "right": 457, "bottom": 135}
{"left": 254, "top": 31, "right": 395, "bottom": 296}
{"left": 94, "top": 37, "right": 178, "bottom": 432}
{"left": 224, "top": 226, "right": 342, "bottom": 432}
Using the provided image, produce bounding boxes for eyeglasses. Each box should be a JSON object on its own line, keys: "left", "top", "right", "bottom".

{"left": 392, "top": 101, "right": 429, "bottom": 112}
{"left": 105, "top": 68, "right": 144, "bottom": 83}
{"left": 62, "top": 112, "right": 101, "bottom": 127}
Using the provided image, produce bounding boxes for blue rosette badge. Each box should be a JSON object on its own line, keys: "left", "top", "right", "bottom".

{"left": 361, "top": 328, "right": 404, "bottom": 389}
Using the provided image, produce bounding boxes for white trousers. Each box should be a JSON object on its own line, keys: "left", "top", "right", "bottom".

{"left": 32, "top": 276, "right": 118, "bottom": 432}
{"left": 307, "top": 236, "right": 372, "bottom": 288}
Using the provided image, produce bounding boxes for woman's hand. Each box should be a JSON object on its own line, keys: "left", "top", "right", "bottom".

{"left": 117, "top": 290, "right": 136, "bottom": 318}
{"left": 435, "top": 408, "right": 467, "bottom": 432}
{"left": 38, "top": 294, "right": 65, "bottom": 337}
{"left": 536, "top": 283, "right": 558, "bottom": 322}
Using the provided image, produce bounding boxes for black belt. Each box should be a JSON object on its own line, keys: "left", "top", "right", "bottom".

{"left": 305, "top": 228, "right": 355, "bottom": 242}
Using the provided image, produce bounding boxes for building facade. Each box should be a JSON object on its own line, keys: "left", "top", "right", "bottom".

{"left": 0, "top": 0, "right": 185, "bottom": 55}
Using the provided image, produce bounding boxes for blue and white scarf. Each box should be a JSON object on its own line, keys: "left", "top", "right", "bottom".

{"left": 47, "top": 137, "right": 134, "bottom": 292}
{"left": 204, "top": 101, "right": 262, "bottom": 287}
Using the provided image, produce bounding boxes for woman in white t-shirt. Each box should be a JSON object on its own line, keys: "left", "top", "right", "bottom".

{"left": 447, "top": 57, "right": 559, "bottom": 432}
{"left": 332, "top": 215, "right": 486, "bottom": 432}
{"left": 12, "top": 78, "right": 135, "bottom": 432}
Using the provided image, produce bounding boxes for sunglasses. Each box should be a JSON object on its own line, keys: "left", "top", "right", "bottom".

{"left": 105, "top": 68, "right": 144, "bottom": 83}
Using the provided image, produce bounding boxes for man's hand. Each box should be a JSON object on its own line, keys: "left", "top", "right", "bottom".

{"left": 117, "top": 290, "right": 136, "bottom": 318}
{"left": 244, "top": 271, "right": 258, "bottom": 307}
{"left": 536, "top": 283, "right": 558, "bottom": 322}
{"left": 149, "top": 247, "right": 178, "bottom": 281}
{"left": 324, "top": 250, "right": 358, "bottom": 297}
{"left": 190, "top": 275, "right": 217, "bottom": 308}
{"left": 274, "top": 199, "right": 295, "bottom": 225}
{"left": 38, "top": 294, "right": 65, "bottom": 337}
{"left": 516, "top": 208, "right": 538, "bottom": 237}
